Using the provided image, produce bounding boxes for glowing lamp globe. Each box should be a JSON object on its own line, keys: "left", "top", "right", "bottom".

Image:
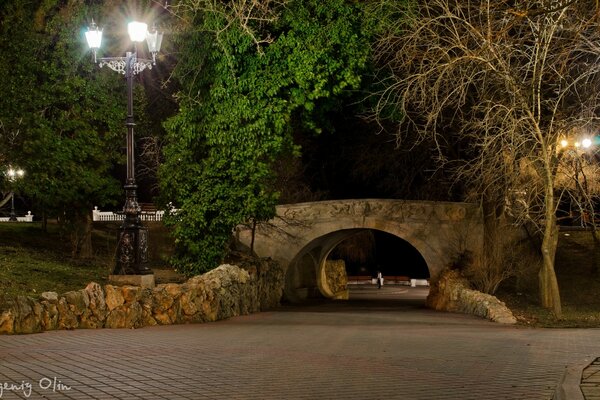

{"left": 128, "top": 21, "right": 148, "bottom": 43}
{"left": 85, "top": 21, "right": 102, "bottom": 50}
{"left": 582, "top": 138, "right": 592, "bottom": 149}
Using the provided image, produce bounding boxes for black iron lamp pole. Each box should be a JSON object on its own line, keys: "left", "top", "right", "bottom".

{"left": 9, "top": 192, "right": 16, "bottom": 222}
{"left": 85, "top": 20, "right": 163, "bottom": 275}
{"left": 6, "top": 167, "right": 24, "bottom": 222}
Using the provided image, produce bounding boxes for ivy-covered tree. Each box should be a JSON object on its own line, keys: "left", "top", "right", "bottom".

{"left": 0, "top": 0, "right": 125, "bottom": 257}
{"left": 161, "top": 0, "right": 373, "bottom": 275}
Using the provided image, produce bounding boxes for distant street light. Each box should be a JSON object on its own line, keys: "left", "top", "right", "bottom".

{"left": 85, "top": 19, "right": 163, "bottom": 275}
{"left": 558, "top": 136, "right": 595, "bottom": 152}
{"left": 556, "top": 135, "right": 597, "bottom": 227}
{"left": 6, "top": 167, "right": 24, "bottom": 222}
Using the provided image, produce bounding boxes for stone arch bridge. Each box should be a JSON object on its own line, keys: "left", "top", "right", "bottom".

{"left": 236, "top": 199, "right": 483, "bottom": 302}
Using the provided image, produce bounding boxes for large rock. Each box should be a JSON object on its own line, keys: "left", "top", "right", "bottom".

{"left": 39, "top": 292, "right": 61, "bottom": 331}
{"left": 0, "top": 296, "right": 45, "bottom": 334}
{"left": 324, "top": 260, "right": 349, "bottom": 300}
{"left": 40, "top": 301, "right": 59, "bottom": 331}
{"left": 222, "top": 255, "right": 285, "bottom": 310}
{"left": 105, "top": 302, "right": 143, "bottom": 329}
{"left": 11, "top": 296, "right": 44, "bottom": 334}
{"left": 427, "top": 269, "right": 517, "bottom": 324}
{"left": 138, "top": 288, "right": 157, "bottom": 326}
{"left": 152, "top": 285, "right": 177, "bottom": 324}
{"left": 122, "top": 285, "right": 143, "bottom": 304}
{"left": 64, "top": 289, "right": 90, "bottom": 316}
{"left": 254, "top": 258, "right": 285, "bottom": 310}
{"left": 0, "top": 309, "right": 14, "bottom": 334}
{"left": 57, "top": 297, "right": 79, "bottom": 330}
{"left": 41, "top": 292, "right": 58, "bottom": 303}
{"left": 83, "top": 282, "right": 107, "bottom": 328}
{"left": 209, "top": 264, "right": 256, "bottom": 320}
{"left": 104, "top": 285, "right": 125, "bottom": 311}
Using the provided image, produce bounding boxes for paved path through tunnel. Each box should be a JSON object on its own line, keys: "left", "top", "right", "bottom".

{"left": 0, "top": 287, "right": 598, "bottom": 399}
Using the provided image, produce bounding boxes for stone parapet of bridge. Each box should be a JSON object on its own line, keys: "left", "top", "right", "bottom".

{"left": 236, "top": 199, "right": 483, "bottom": 303}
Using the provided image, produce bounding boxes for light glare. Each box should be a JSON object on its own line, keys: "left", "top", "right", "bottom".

{"left": 85, "top": 27, "right": 102, "bottom": 49}
{"left": 128, "top": 21, "right": 148, "bottom": 42}
{"left": 6, "top": 167, "right": 24, "bottom": 181}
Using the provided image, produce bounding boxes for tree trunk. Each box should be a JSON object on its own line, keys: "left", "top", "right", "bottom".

{"left": 70, "top": 213, "right": 93, "bottom": 259}
{"left": 42, "top": 210, "right": 47, "bottom": 233}
{"left": 590, "top": 227, "right": 600, "bottom": 275}
{"left": 250, "top": 219, "right": 256, "bottom": 255}
{"left": 539, "top": 206, "right": 562, "bottom": 317}
{"left": 78, "top": 213, "right": 93, "bottom": 259}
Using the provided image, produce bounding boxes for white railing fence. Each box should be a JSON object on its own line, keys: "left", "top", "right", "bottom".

{"left": 0, "top": 211, "right": 34, "bottom": 223}
{"left": 92, "top": 206, "right": 166, "bottom": 222}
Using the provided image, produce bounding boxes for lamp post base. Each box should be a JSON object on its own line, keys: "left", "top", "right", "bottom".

{"left": 109, "top": 274, "right": 155, "bottom": 288}
{"left": 113, "top": 223, "right": 152, "bottom": 275}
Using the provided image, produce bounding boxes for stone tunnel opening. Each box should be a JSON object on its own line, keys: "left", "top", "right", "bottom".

{"left": 329, "top": 230, "right": 430, "bottom": 282}
{"left": 325, "top": 230, "right": 430, "bottom": 301}
{"left": 284, "top": 228, "right": 431, "bottom": 304}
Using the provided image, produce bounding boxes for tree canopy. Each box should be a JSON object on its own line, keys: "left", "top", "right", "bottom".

{"left": 371, "top": 0, "right": 600, "bottom": 316}
{"left": 0, "top": 0, "right": 137, "bottom": 256}
{"left": 161, "top": 0, "right": 374, "bottom": 275}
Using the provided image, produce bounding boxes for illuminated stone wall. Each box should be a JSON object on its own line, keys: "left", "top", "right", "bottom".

{"left": 0, "top": 261, "right": 283, "bottom": 335}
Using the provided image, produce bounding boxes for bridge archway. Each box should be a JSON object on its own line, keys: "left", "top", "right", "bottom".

{"left": 285, "top": 228, "right": 433, "bottom": 302}
{"left": 236, "top": 199, "right": 483, "bottom": 303}
{"left": 328, "top": 230, "right": 429, "bottom": 279}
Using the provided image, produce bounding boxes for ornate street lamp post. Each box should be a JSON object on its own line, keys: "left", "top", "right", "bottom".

{"left": 85, "top": 20, "right": 163, "bottom": 275}
{"left": 6, "top": 167, "right": 24, "bottom": 222}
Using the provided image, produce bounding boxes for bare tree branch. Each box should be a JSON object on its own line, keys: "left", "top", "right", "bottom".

{"left": 370, "top": 0, "right": 600, "bottom": 316}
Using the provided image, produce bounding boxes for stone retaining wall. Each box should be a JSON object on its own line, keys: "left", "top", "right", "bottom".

{"left": 0, "top": 260, "right": 284, "bottom": 335}
{"left": 426, "top": 269, "right": 517, "bottom": 324}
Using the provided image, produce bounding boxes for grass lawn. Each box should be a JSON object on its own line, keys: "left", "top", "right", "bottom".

{"left": 1, "top": 222, "right": 599, "bottom": 327}
{"left": 0, "top": 221, "right": 178, "bottom": 299}
{"left": 496, "top": 229, "right": 600, "bottom": 327}
{"left": 0, "top": 223, "right": 111, "bottom": 298}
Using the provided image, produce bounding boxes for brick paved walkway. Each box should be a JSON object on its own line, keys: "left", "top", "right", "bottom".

{"left": 0, "top": 286, "right": 599, "bottom": 399}
{"left": 582, "top": 358, "right": 600, "bottom": 399}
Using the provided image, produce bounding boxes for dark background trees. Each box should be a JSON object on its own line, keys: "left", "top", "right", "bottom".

{"left": 0, "top": 0, "right": 125, "bottom": 257}
{"left": 0, "top": 0, "right": 174, "bottom": 258}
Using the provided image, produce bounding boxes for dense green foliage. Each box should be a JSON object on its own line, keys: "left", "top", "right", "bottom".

{"left": 0, "top": 0, "right": 125, "bottom": 253}
{"left": 161, "top": 0, "right": 373, "bottom": 275}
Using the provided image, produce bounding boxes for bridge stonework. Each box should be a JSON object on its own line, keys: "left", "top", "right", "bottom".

{"left": 236, "top": 199, "right": 483, "bottom": 302}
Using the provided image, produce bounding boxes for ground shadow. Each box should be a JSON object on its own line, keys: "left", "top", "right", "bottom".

{"left": 280, "top": 286, "right": 430, "bottom": 314}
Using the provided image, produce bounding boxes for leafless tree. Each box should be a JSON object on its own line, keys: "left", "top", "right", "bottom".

{"left": 555, "top": 145, "right": 600, "bottom": 271}
{"left": 164, "top": 0, "right": 287, "bottom": 50}
{"left": 371, "top": 0, "right": 600, "bottom": 317}
{"left": 137, "top": 135, "right": 164, "bottom": 196}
